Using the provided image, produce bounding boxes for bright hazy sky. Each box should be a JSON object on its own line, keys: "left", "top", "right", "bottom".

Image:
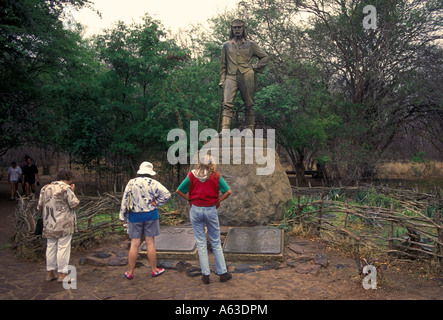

{"left": 73, "top": 0, "right": 240, "bottom": 37}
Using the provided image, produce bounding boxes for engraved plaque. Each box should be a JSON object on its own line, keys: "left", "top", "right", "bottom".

{"left": 223, "top": 228, "right": 282, "bottom": 254}
{"left": 142, "top": 226, "right": 196, "bottom": 252}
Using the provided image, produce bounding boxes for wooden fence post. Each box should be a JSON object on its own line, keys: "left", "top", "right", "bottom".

{"left": 389, "top": 202, "right": 395, "bottom": 251}
{"left": 297, "top": 194, "right": 301, "bottom": 217}
{"left": 341, "top": 200, "right": 350, "bottom": 241}
{"left": 342, "top": 200, "right": 349, "bottom": 229}
{"left": 433, "top": 200, "right": 443, "bottom": 267}
{"left": 293, "top": 194, "right": 301, "bottom": 225}
{"left": 317, "top": 192, "right": 325, "bottom": 236}
{"left": 111, "top": 211, "right": 115, "bottom": 233}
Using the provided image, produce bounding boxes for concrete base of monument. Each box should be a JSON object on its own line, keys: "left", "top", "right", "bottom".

{"left": 222, "top": 227, "right": 284, "bottom": 262}
{"left": 139, "top": 226, "right": 198, "bottom": 260}
{"left": 138, "top": 226, "right": 285, "bottom": 262}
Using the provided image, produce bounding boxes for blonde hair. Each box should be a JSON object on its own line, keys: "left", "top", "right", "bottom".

{"left": 195, "top": 155, "right": 217, "bottom": 176}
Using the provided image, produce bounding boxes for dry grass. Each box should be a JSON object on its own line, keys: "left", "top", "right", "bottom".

{"left": 377, "top": 161, "right": 443, "bottom": 180}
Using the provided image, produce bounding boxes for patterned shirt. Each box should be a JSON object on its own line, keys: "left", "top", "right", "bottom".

{"left": 37, "top": 181, "right": 80, "bottom": 239}
{"left": 119, "top": 177, "right": 171, "bottom": 221}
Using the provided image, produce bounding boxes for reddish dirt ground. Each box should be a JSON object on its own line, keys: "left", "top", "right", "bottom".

{"left": 0, "top": 177, "right": 441, "bottom": 304}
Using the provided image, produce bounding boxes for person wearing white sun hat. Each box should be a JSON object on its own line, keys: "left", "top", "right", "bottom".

{"left": 119, "top": 161, "right": 171, "bottom": 280}
{"left": 137, "top": 161, "right": 156, "bottom": 175}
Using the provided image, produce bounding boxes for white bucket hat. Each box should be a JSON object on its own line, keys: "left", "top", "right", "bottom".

{"left": 137, "top": 162, "right": 156, "bottom": 176}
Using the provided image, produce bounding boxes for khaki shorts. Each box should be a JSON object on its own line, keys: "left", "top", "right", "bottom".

{"left": 128, "top": 219, "right": 160, "bottom": 239}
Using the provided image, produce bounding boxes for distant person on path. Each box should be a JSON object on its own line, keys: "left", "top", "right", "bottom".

{"left": 119, "top": 162, "right": 171, "bottom": 280}
{"left": 19, "top": 155, "right": 28, "bottom": 194}
{"left": 22, "top": 156, "right": 39, "bottom": 198}
{"left": 7, "top": 162, "right": 22, "bottom": 200}
{"left": 37, "top": 169, "right": 80, "bottom": 283}
{"left": 176, "top": 155, "right": 232, "bottom": 284}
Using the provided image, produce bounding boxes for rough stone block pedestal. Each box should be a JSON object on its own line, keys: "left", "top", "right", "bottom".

{"left": 185, "top": 136, "right": 293, "bottom": 226}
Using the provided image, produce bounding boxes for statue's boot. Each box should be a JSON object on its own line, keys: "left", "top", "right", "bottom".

{"left": 221, "top": 116, "right": 232, "bottom": 131}
{"left": 244, "top": 104, "right": 255, "bottom": 133}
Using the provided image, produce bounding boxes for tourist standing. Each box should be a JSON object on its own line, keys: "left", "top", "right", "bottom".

{"left": 7, "top": 162, "right": 22, "bottom": 200}
{"left": 37, "top": 169, "right": 80, "bottom": 283}
{"left": 176, "top": 155, "right": 232, "bottom": 284}
{"left": 119, "top": 162, "right": 171, "bottom": 279}
{"left": 22, "top": 156, "right": 39, "bottom": 198}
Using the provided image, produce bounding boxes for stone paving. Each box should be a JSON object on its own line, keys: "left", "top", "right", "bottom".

{"left": 0, "top": 236, "right": 330, "bottom": 300}
{"left": 1, "top": 233, "right": 442, "bottom": 301}
{"left": 0, "top": 189, "right": 442, "bottom": 301}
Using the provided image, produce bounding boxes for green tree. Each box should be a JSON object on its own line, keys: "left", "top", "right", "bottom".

{"left": 94, "top": 14, "right": 189, "bottom": 173}
{"left": 255, "top": 62, "right": 340, "bottom": 181}
{"left": 295, "top": 0, "right": 443, "bottom": 181}
{"left": 235, "top": 0, "right": 442, "bottom": 182}
{"left": 0, "top": 0, "right": 94, "bottom": 155}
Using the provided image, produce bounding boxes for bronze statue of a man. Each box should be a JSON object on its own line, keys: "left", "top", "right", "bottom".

{"left": 219, "top": 19, "right": 269, "bottom": 131}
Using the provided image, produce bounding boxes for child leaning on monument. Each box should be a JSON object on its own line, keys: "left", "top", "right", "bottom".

{"left": 176, "top": 154, "right": 232, "bottom": 285}
{"left": 119, "top": 161, "right": 171, "bottom": 280}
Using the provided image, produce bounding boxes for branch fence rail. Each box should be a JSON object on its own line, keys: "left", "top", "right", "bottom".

{"left": 12, "top": 185, "right": 443, "bottom": 271}
{"left": 283, "top": 186, "right": 442, "bottom": 268}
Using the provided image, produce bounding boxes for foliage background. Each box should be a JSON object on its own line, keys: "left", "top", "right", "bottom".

{"left": 1, "top": 0, "right": 442, "bottom": 190}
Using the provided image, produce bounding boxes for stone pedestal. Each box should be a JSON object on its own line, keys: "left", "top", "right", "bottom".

{"left": 185, "top": 136, "right": 293, "bottom": 226}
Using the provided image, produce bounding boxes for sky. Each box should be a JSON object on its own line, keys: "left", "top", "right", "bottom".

{"left": 72, "top": 0, "right": 240, "bottom": 37}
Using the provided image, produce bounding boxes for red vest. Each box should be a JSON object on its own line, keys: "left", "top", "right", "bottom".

{"left": 188, "top": 171, "right": 220, "bottom": 207}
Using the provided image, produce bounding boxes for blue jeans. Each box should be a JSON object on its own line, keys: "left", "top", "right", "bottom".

{"left": 190, "top": 205, "right": 227, "bottom": 276}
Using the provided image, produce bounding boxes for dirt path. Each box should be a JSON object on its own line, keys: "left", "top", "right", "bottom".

{"left": 0, "top": 179, "right": 441, "bottom": 303}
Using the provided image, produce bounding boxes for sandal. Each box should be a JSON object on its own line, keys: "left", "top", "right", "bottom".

{"left": 57, "top": 273, "right": 68, "bottom": 283}
{"left": 151, "top": 268, "right": 165, "bottom": 277}
{"left": 46, "top": 273, "right": 57, "bottom": 282}
{"left": 124, "top": 271, "right": 134, "bottom": 280}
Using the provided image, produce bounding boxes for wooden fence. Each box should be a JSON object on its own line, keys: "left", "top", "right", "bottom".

{"left": 12, "top": 185, "right": 443, "bottom": 270}
{"left": 12, "top": 192, "right": 181, "bottom": 259}
{"left": 283, "top": 186, "right": 443, "bottom": 267}
{"left": 13, "top": 193, "right": 124, "bottom": 259}
{"left": 73, "top": 193, "right": 123, "bottom": 244}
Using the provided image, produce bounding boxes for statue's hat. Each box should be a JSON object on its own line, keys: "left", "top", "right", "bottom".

{"left": 231, "top": 19, "right": 246, "bottom": 27}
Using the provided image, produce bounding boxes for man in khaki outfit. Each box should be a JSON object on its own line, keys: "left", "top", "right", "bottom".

{"left": 219, "top": 19, "right": 269, "bottom": 131}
